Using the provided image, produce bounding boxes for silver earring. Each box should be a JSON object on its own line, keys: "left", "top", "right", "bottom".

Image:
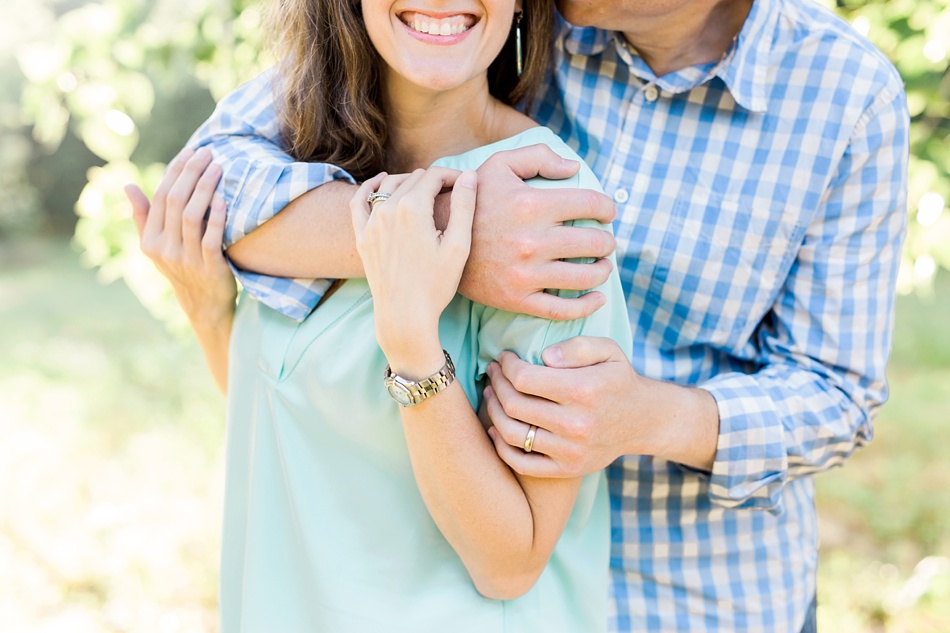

{"left": 515, "top": 11, "right": 523, "bottom": 77}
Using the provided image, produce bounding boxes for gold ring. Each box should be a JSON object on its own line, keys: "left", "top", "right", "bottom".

{"left": 367, "top": 192, "right": 392, "bottom": 206}
{"left": 523, "top": 425, "right": 538, "bottom": 453}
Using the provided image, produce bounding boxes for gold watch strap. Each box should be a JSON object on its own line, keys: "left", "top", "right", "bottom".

{"left": 384, "top": 350, "right": 456, "bottom": 407}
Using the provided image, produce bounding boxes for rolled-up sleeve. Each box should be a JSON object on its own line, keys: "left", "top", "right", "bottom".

{"left": 700, "top": 85, "right": 909, "bottom": 513}
{"left": 186, "top": 68, "right": 356, "bottom": 319}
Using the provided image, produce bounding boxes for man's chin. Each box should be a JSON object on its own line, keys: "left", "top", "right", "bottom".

{"left": 555, "top": 0, "right": 600, "bottom": 28}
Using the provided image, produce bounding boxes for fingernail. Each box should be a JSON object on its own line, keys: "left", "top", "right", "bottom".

{"left": 196, "top": 147, "right": 211, "bottom": 159}
{"left": 561, "top": 158, "right": 578, "bottom": 167}
{"left": 543, "top": 345, "right": 562, "bottom": 367}
{"left": 483, "top": 385, "right": 493, "bottom": 399}
{"left": 458, "top": 170, "right": 477, "bottom": 189}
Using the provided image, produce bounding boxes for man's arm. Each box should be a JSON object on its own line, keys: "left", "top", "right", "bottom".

{"left": 487, "top": 86, "right": 910, "bottom": 514}
{"left": 223, "top": 142, "right": 620, "bottom": 321}
{"left": 191, "top": 70, "right": 621, "bottom": 321}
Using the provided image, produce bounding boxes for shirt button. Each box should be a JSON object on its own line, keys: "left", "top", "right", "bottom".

{"left": 643, "top": 84, "right": 659, "bottom": 102}
{"left": 613, "top": 188, "right": 629, "bottom": 204}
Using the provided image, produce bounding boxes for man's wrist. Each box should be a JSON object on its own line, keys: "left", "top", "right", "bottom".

{"left": 642, "top": 379, "right": 720, "bottom": 472}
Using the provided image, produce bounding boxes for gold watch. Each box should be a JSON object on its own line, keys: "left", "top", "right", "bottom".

{"left": 383, "top": 350, "right": 456, "bottom": 407}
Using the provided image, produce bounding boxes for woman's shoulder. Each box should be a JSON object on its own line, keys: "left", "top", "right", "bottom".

{"left": 432, "top": 126, "right": 595, "bottom": 190}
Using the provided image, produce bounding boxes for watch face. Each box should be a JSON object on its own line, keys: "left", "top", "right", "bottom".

{"left": 386, "top": 381, "right": 413, "bottom": 406}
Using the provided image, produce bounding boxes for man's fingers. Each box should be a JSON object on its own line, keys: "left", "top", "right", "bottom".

{"left": 484, "top": 372, "right": 583, "bottom": 460}
{"left": 124, "top": 184, "right": 150, "bottom": 241}
{"left": 492, "top": 353, "right": 576, "bottom": 404}
{"left": 529, "top": 187, "right": 618, "bottom": 225}
{"left": 545, "top": 225, "right": 617, "bottom": 260}
{"left": 487, "top": 426, "right": 562, "bottom": 479}
{"left": 537, "top": 258, "right": 614, "bottom": 292}
{"left": 541, "top": 336, "right": 629, "bottom": 369}
{"left": 444, "top": 170, "right": 477, "bottom": 249}
{"left": 518, "top": 290, "right": 607, "bottom": 322}
{"left": 486, "top": 144, "right": 581, "bottom": 182}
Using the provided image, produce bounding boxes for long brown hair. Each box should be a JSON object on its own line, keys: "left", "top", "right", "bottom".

{"left": 267, "top": 0, "right": 553, "bottom": 181}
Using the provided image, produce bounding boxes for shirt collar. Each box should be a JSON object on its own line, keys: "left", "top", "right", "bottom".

{"left": 561, "top": 0, "right": 778, "bottom": 113}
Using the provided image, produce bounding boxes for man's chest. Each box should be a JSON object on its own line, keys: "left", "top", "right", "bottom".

{"left": 538, "top": 62, "right": 848, "bottom": 358}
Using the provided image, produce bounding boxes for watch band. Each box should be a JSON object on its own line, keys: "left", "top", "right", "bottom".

{"left": 384, "top": 350, "right": 456, "bottom": 407}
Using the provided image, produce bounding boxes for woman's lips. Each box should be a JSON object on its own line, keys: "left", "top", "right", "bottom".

{"left": 397, "top": 11, "right": 478, "bottom": 37}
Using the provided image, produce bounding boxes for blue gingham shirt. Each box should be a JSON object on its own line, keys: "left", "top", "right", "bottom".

{"left": 189, "top": 0, "right": 909, "bottom": 630}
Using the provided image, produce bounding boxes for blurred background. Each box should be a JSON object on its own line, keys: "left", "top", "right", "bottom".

{"left": 0, "top": 0, "right": 947, "bottom": 631}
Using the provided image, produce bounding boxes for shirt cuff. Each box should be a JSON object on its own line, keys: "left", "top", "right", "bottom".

{"left": 699, "top": 372, "right": 789, "bottom": 514}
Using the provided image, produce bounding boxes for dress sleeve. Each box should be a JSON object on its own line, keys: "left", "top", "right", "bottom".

{"left": 185, "top": 68, "right": 356, "bottom": 320}
{"left": 474, "top": 141, "right": 633, "bottom": 381}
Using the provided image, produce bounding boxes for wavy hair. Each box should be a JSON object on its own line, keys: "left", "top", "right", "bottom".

{"left": 266, "top": 0, "right": 553, "bottom": 180}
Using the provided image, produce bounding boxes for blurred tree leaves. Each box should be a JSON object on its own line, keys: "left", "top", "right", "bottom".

{"left": 828, "top": 0, "right": 950, "bottom": 294}
{"left": 6, "top": 0, "right": 268, "bottom": 322}
{"left": 6, "top": 0, "right": 950, "bottom": 320}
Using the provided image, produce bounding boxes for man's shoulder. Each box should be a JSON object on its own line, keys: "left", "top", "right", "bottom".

{"left": 188, "top": 67, "right": 283, "bottom": 147}
{"left": 773, "top": 0, "right": 904, "bottom": 109}
{"left": 216, "top": 67, "right": 279, "bottom": 114}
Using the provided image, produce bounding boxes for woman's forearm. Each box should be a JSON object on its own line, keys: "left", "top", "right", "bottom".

{"left": 395, "top": 351, "right": 582, "bottom": 600}
{"left": 189, "top": 313, "right": 232, "bottom": 395}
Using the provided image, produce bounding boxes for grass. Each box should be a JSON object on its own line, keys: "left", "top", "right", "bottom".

{"left": 815, "top": 271, "right": 950, "bottom": 632}
{"left": 0, "top": 238, "right": 223, "bottom": 632}
{"left": 1, "top": 237, "right": 948, "bottom": 632}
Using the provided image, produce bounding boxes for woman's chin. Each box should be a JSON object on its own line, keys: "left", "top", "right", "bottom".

{"left": 393, "top": 66, "right": 483, "bottom": 96}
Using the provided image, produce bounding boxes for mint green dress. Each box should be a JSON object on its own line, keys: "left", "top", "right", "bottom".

{"left": 222, "top": 127, "right": 633, "bottom": 633}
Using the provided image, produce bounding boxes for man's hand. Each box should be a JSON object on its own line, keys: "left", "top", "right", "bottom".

{"left": 460, "top": 144, "right": 618, "bottom": 321}
{"left": 484, "top": 336, "right": 720, "bottom": 478}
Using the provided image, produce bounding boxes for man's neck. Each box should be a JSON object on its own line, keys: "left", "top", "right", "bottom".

{"left": 621, "top": 0, "right": 754, "bottom": 78}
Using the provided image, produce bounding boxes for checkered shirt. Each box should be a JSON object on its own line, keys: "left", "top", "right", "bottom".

{"left": 188, "top": 0, "right": 909, "bottom": 630}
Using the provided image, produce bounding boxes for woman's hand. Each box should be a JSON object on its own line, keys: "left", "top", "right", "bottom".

{"left": 127, "top": 148, "right": 237, "bottom": 323}
{"left": 351, "top": 168, "right": 477, "bottom": 377}
{"left": 125, "top": 147, "right": 237, "bottom": 394}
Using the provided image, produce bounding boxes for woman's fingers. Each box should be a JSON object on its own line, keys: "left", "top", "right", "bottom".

{"left": 374, "top": 173, "right": 413, "bottom": 204}
{"left": 164, "top": 148, "right": 214, "bottom": 245}
{"left": 124, "top": 184, "right": 151, "bottom": 241}
{"left": 202, "top": 194, "right": 229, "bottom": 269}
{"left": 352, "top": 172, "right": 388, "bottom": 237}
{"left": 443, "top": 170, "right": 477, "bottom": 251}
{"left": 182, "top": 163, "right": 222, "bottom": 265}
{"left": 382, "top": 168, "right": 429, "bottom": 211}
{"left": 148, "top": 148, "right": 192, "bottom": 237}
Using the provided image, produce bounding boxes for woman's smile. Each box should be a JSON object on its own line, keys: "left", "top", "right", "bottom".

{"left": 397, "top": 10, "right": 478, "bottom": 37}
{"left": 365, "top": 0, "right": 513, "bottom": 94}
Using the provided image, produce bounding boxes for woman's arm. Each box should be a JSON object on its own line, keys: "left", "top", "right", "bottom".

{"left": 126, "top": 148, "right": 237, "bottom": 394}
{"left": 352, "top": 168, "right": 585, "bottom": 600}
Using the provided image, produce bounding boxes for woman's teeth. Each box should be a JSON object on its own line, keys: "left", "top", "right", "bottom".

{"left": 403, "top": 13, "right": 471, "bottom": 36}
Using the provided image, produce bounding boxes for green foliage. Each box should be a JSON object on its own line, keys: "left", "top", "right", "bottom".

{"left": 828, "top": 0, "right": 950, "bottom": 294}
{"left": 8, "top": 0, "right": 268, "bottom": 320}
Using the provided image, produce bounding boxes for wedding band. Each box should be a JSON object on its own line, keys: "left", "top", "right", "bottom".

{"left": 523, "top": 425, "right": 538, "bottom": 453}
{"left": 367, "top": 192, "right": 392, "bottom": 206}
